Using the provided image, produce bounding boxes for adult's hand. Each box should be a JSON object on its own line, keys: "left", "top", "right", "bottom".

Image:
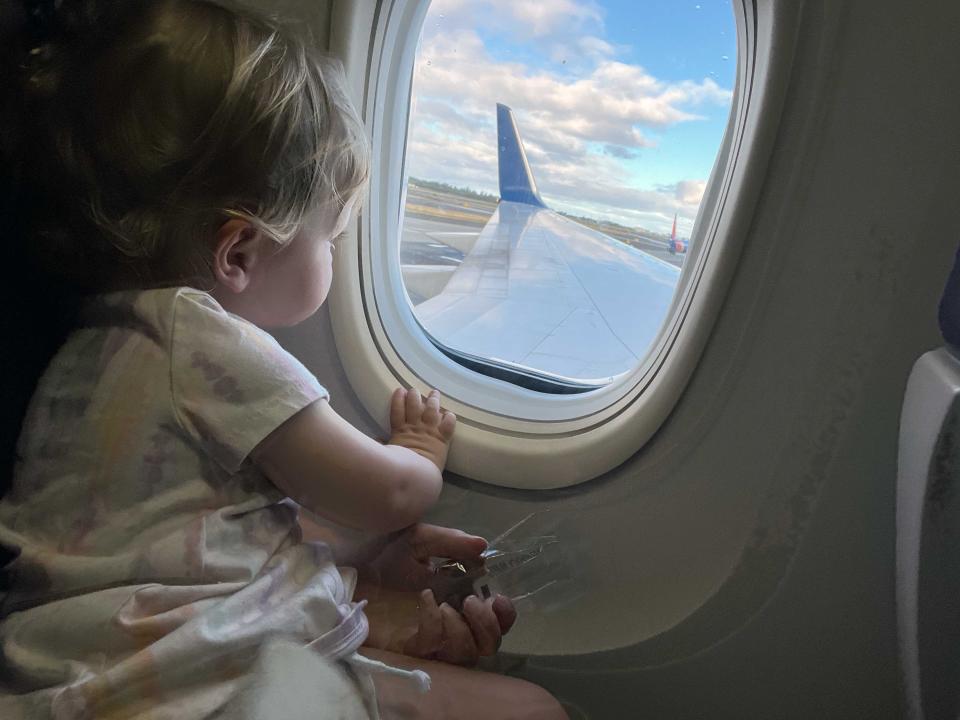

{"left": 360, "top": 523, "right": 483, "bottom": 593}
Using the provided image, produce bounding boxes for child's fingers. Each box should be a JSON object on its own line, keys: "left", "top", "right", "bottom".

{"left": 491, "top": 594, "right": 518, "bottom": 635}
{"left": 389, "top": 388, "right": 406, "bottom": 429}
{"left": 437, "top": 602, "right": 478, "bottom": 666}
{"left": 404, "top": 589, "right": 443, "bottom": 659}
{"left": 439, "top": 411, "right": 456, "bottom": 440}
{"left": 462, "top": 595, "right": 501, "bottom": 657}
{"left": 423, "top": 390, "right": 441, "bottom": 425}
{"left": 404, "top": 387, "right": 424, "bottom": 423}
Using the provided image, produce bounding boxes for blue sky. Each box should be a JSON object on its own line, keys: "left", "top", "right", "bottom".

{"left": 407, "top": 0, "right": 736, "bottom": 235}
{"left": 598, "top": 0, "right": 735, "bottom": 188}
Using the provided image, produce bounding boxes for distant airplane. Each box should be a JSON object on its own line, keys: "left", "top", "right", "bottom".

{"left": 669, "top": 213, "right": 688, "bottom": 255}
{"left": 410, "top": 103, "right": 680, "bottom": 385}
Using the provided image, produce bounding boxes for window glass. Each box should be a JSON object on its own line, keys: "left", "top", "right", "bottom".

{"left": 400, "top": 0, "right": 736, "bottom": 385}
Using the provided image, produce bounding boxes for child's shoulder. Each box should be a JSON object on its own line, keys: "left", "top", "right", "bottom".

{"left": 83, "top": 286, "right": 259, "bottom": 339}
{"left": 165, "top": 288, "right": 282, "bottom": 352}
{"left": 82, "top": 285, "right": 213, "bottom": 320}
{"left": 168, "top": 287, "right": 253, "bottom": 331}
{"left": 74, "top": 287, "right": 284, "bottom": 378}
{"left": 148, "top": 286, "right": 239, "bottom": 323}
{"left": 79, "top": 285, "right": 316, "bottom": 393}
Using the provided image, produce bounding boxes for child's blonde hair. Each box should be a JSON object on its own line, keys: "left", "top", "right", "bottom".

{"left": 16, "top": 0, "right": 369, "bottom": 289}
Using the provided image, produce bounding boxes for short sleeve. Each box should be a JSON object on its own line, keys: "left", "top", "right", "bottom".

{"left": 170, "top": 291, "right": 328, "bottom": 471}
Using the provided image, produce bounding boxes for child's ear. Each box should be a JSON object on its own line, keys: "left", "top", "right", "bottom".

{"left": 212, "top": 219, "right": 264, "bottom": 293}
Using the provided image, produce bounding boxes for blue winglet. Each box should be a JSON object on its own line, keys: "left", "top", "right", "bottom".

{"left": 497, "top": 103, "right": 548, "bottom": 208}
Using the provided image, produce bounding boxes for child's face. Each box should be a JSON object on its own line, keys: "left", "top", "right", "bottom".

{"left": 245, "top": 197, "right": 356, "bottom": 328}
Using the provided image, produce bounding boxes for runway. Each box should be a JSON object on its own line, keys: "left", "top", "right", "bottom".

{"left": 400, "top": 212, "right": 685, "bottom": 279}
{"left": 401, "top": 183, "right": 685, "bottom": 272}
{"left": 400, "top": 218, "right": 471, "bottom": 267}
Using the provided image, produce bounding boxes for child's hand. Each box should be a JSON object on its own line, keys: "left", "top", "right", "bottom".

{"left": 361, "top": 586, "right": 515, "bottom": 666}
{"left": 402, "top": 588, "right": 516, "bottom": 666}
{"left": 388, "top": 388, "right": 456, "bottom": 472}
{"left": 354, "top": 523, "right": 517, "bottom": 665}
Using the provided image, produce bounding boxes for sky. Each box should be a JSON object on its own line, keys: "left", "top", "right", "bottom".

{"left": 405, "top": 0, "right": 736, "bottom": 236}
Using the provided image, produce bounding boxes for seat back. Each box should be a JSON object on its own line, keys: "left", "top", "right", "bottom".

{"left": 897, "top": 245, "right": 960, "bottom": 720}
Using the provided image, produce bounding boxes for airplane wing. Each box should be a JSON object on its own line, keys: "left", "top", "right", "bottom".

{"left": 410, "top": 104, "right": 679, "bottom": 383}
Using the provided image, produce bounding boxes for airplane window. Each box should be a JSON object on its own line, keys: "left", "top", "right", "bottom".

{"left": 398, "top": 0, "right": 737, "bottom": 389}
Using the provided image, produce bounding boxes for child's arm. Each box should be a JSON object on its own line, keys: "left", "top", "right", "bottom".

{"left": 251, "top": 388, "right": 455, "bottom": 532}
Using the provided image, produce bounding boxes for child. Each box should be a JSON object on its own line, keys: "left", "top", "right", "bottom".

{"left": 0, "top": 1, "right": 567, "bottom": 718}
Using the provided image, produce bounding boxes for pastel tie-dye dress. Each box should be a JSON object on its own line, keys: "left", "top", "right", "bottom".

{"left": 0, "top": 288, "right": 379, "bottom": 718}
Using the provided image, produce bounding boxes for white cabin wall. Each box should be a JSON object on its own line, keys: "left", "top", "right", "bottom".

{"left": 267, "top": 0, "right": 960, "bottom": 717}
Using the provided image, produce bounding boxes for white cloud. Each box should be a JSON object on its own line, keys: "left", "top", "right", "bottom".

{"left": 577, "top": 35, "right": 616, "bottom": 60}
{"left": 509, "top": 0, "right": 603, "bottom": 37}
{"left": 674, "top": 180, "right": 707, "bottom": 206}
{"left": 429, "top": 0, "right": 604, "bottom": 40}
{"left": 407, "top": 0, "right": 732, "bottom": 234}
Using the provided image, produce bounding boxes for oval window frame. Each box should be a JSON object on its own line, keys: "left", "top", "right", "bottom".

{"left": 328, "top": 0, "right": 787, "bottom": 488}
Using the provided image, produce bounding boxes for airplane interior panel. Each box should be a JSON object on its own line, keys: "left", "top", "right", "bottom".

{"left": 2, "top": 0, "right": 959, "bottom": 718}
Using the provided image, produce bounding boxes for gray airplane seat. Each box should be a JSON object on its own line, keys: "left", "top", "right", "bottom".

{"left": 896, "top": 245, "right": 960, "bottom": 720}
